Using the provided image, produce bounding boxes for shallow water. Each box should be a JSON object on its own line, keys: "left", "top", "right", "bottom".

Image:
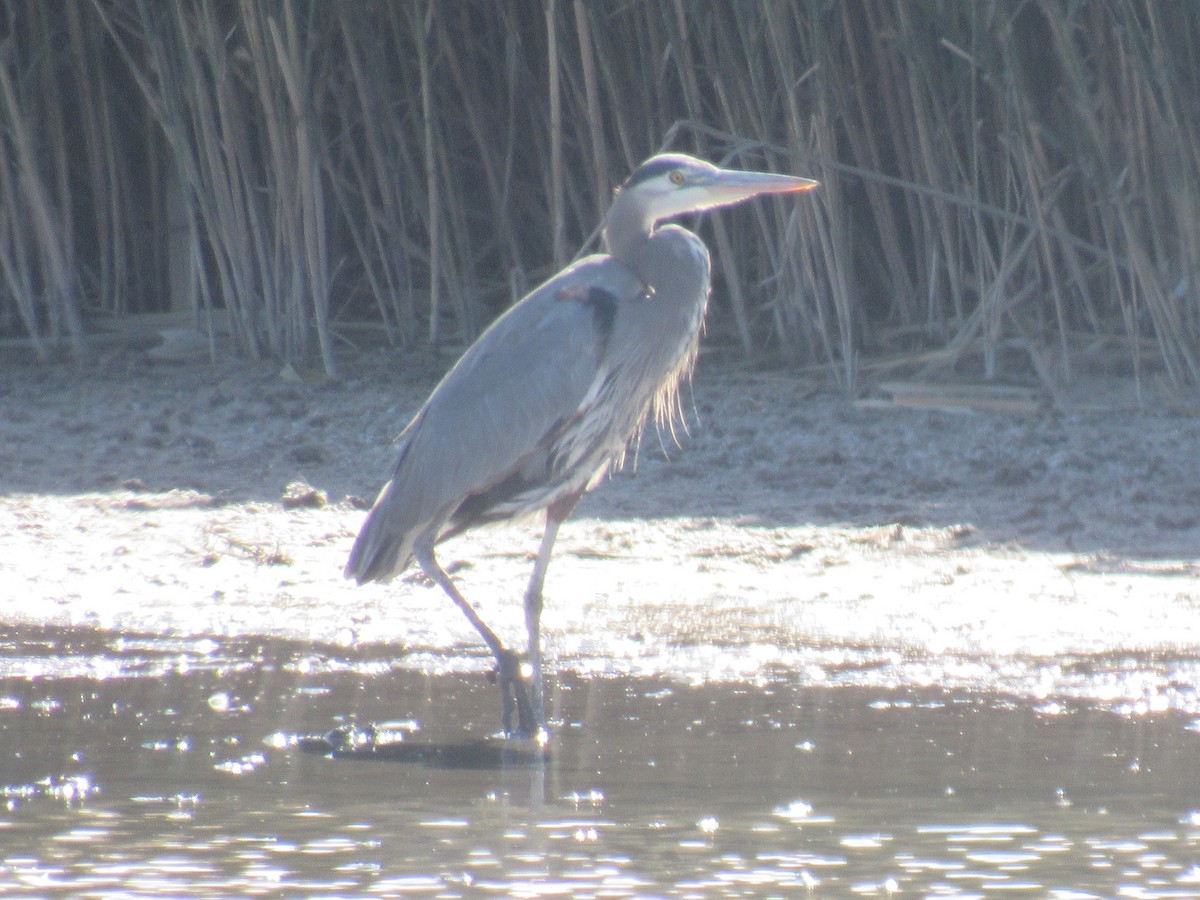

{"left": 3, "top": 626, "right": 1200, "bottom": 898}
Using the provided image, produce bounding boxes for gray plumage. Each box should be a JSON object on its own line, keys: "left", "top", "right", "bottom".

{"left": 346, "top": 153, "right": 817, "bottom": 739}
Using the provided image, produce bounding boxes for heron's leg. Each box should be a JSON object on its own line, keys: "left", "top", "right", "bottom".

{"left": 523, "top": 519, "right": 557, "bottom": 730}
{"left": 414, "top": 541, "right": 537, "bottom": 738}
{"left": 523, "top": 492, "right": 581, "bottom": 732}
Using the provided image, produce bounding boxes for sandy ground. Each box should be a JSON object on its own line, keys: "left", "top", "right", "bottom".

{"left": 3, "top": 347, "right": 1200, "bottom": 710}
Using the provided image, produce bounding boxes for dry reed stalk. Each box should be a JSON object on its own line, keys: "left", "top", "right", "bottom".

{"left": 573, "top": 0, "right": 608, "bottom": 221}
{"left": 265, "top": 5, "right": 335, "bottom": 377}
{"left": 333, "top": 5, "right": 423, "bottom": 344}
{"left": 437, "top": 10, "right": 524, "bottom": 291}
{"left": 412, "top": 0, "right": 441, "bottom": 346}
{"left": 545, "top": 0, "right": 567, "bottom": 271}
{"left": 65, "top": 3, "right": 125, "bottom": 318}
{"left": 0, "top": 148, "right": 45, "bottom": 359}
{"left": 0, "top": 22, "right": 84, "bottom": 358}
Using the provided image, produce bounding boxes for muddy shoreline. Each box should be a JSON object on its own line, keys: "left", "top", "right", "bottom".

{"left": 3, "top": 351, "right": 1199, "bottom": 709}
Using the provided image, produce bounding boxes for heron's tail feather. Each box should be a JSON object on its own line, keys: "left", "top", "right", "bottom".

{"left": 344, "top": 480, "right": 415, "bottom": 584}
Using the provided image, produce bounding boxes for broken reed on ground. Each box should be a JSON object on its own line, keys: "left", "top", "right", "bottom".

{"left": 1, "top": 2, "right": 1197, "bottom": 391}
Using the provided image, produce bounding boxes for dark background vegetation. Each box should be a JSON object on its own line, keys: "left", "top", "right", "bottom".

{"left": 1, "top": 1, "right": 1198, "bottom": 391}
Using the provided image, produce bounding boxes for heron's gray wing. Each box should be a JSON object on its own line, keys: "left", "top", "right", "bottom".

{"left": 345, "top": 254, "right": 644, "bottom": 583}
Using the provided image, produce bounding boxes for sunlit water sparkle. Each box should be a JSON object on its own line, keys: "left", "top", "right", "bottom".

{"left": 1, "top": 626, "right": 1200, "bottom": 897}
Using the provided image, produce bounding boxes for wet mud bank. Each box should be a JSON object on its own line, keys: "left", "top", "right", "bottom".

{"left": 2, "top": 353, "right": 1199, "bottom": 709}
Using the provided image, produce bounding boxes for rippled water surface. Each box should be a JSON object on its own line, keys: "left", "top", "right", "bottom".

{"left": 3, "top": 626, "right": 1200, "bottom": 897}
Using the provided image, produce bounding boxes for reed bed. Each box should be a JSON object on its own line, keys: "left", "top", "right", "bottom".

{"left": 1, "top": 1, "right": 1197, "bottom": 391}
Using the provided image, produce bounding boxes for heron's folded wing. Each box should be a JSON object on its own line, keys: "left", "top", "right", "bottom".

{"left": 345, "top": 254, "right": 643, "bottom": 582}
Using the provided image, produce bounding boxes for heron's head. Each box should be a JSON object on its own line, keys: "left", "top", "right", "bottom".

{"left": 614, "top": 153, "right": 818, "bottom": 227}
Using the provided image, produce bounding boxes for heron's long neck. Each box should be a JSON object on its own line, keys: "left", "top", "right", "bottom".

{"left": 602, "top": 193, "right": 654, "bottom": 268}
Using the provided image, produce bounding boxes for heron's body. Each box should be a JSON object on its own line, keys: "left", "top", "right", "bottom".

{"left": 346, "top": 153, "right": 816, "bottom": 739}
{"left": 345, "top": 228, "right": 706, "bottom": 584}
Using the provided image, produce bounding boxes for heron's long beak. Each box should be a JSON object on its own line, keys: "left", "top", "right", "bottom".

{"left": 702, "top": 168, "right": 819, "bottom": 208}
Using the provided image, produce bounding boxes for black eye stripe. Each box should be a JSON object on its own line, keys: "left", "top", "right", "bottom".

{"left": 623, "top": 158, "right": 682, "bottom": 190}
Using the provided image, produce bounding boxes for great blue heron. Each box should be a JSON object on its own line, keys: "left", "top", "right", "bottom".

{"left": 346, "top": 152, "right": 818, "bottom": 740}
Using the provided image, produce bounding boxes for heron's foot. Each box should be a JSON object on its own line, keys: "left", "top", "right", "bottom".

{"left": 490, "top": 649, "right": 543, "bottom": 741}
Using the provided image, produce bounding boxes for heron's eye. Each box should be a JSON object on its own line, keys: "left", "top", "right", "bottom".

{"left": 669, "top": 170, "right": 684, "bottom": 186}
